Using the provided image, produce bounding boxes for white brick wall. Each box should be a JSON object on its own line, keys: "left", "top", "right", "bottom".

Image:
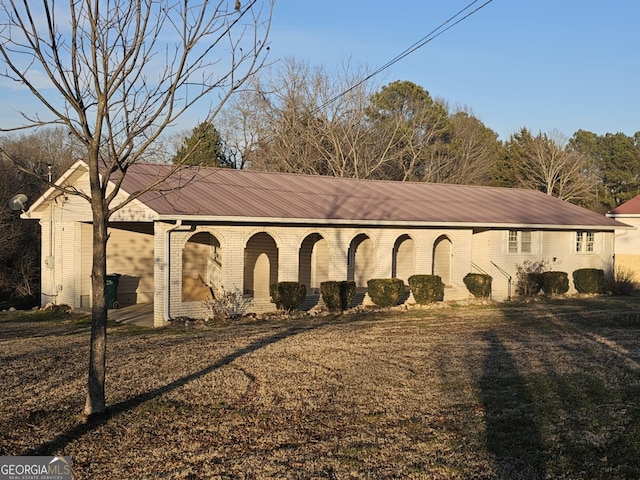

{"left": 150, "top": 224, "right": 507, "bottom": 325}
{"left": 37, "top": 207, "right": 617, "bottom": 325}
{"left": 481, "top": 229, "right": 614, "bottom": 300}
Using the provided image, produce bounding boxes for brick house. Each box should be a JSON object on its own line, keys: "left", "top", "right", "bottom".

{"left": 24, "top": 160, "right": 627, "bottom": 327}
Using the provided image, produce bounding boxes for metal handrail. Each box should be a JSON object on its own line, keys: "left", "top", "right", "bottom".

{"left": 491, "top": 261, "right": 512, "bottom": 300}
{"left": 471, "top": 262, "right": 490, "bottom": 275}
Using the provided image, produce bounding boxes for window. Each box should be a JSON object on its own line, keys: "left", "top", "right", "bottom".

{"left": 576, "top": 231, "right": 595, "bottom": 253}
{"left": 508, "top": 230, "right": 532, "bottom": 254}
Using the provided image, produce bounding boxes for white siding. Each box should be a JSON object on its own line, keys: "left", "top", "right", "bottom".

{"left": 474, "top": 229, "right": 615, "bottom": 301}
{"left": 32, "top": 183, "right": 618, "bottom": 325}
{"left": 609, "top": 218, "right": 640, "bottom": 280}
{"left": 80, "top": 223, "right": 92, "bottom": 308}
{"left": 39, "top": 203, "right": 79, "bottom": 307}
{"left": 393, "top": 236, "right": 414, "bottom": 284}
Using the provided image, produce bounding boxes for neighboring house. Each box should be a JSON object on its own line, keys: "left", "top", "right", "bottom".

{"left": 607, "top": 195, "right": 640, "bottom": 278}
{"left": 24, "top": 160, "right": 627, "bottom": 327}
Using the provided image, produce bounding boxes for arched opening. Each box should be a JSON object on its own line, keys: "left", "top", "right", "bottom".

{"left": 299, "top": 233, "right": 328, "bottom": 294}
{"left": 182, "top": 231, "right": 221, "bottom": 301}
{"left": 392, "top": 234, "right": 414, "bottom": 284}
{"left": 347, "top": 233, "right": 374, "bottom": 291}
{"left": 432, "top": 235, "right": 453, "bottom": 286}
{"left": 244, "top": 232, "right": 278, "bottom": 298}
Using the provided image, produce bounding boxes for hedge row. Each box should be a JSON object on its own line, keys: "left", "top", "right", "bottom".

{"left": 270, "top": 275, "right": 446, "bottom": 312}
{"left": 523, "top": 269, "right": 605, "bottom": 296}
{"left": 364, "top": 275, "right": 446, "bottom": 307}
{"left": 270, "top": 268, "right": 610, "bottom": 312}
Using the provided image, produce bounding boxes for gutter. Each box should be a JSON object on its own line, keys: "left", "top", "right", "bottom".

{"left": 164, "top": 220, "right": 194, "bottom": 322}
{"left": 157, "top": 214, "right": 628, "bottom": 231}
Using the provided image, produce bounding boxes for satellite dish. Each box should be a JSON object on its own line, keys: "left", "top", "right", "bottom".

{"left": 8, "top": 193, "right": 28, "bottom": 212}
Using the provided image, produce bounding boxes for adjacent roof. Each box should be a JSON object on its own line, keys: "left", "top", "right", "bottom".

{"left": 607, "top": 194, "right": 640, "bottom": 216}
{"left": 113, "top": 163, "right": 624, "bottom": 230}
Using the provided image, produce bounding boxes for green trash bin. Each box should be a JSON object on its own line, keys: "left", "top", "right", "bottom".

{"left": 105, "top": 273, "right": 121, "bottom": 309}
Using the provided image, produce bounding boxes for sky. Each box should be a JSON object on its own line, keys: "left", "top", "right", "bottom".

{"left": 266, "top": 0, "right": 640, "bottom": 141}
{"left": 0, "top": 0, "right": 637, "bottom": 142}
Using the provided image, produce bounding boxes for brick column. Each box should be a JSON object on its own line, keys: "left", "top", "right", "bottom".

{"left": 277, "top": 233, "right": 301, "bottom": 282}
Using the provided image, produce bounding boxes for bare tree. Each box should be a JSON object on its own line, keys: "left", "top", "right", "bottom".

{"left": 445, "top": 109, "right": 501, "bottom": 185}
{"left": 0, "top": 128, "right": 81, "bottom": 300}
{"left": 0, "top": 0, "right": 272, "bottom": 417}
{"left": 221, "top": 58, "right": 398, "bottom": 178}
{"left": 519, "top": 130, "right": 600, "bottom": 203}
{"left": 0, "top": 154, "right": 39, "bottom": 297}
{"left": 1, "top": 127, "right": 84, "bottom": 177}
{"left": 223, "top": 64, "right": 500, "bottom": 186}
{"left": 365, "top": 80, "right": 453, "bottom": 182}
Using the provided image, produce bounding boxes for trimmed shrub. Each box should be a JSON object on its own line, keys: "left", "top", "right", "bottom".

{"left": 541, "top": 271, "right": 569, "bottom": 295}
{"left": 408, "top": 275, "right": 444, "bottom": 305}
{"left": 573, "top": 268, "right": 605, "bottom": 294}
{"left": 320, "top": 281, "right": 356, "bottom": 311}
{"left": 270, "top": 282, "right": 306, "bottom": 312}
{"left": 463, "top": 273, "right": 492, "bottom": 298}
{"left": 367, "top": 278, "right": 405, "bottom": 307}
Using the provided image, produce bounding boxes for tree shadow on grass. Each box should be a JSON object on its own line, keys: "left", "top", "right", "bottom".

{"left": 480, "top": 331, "right": 546, "bottom": 479}
{"left": 24, "top": 317, "right": 339, "bottom": 456}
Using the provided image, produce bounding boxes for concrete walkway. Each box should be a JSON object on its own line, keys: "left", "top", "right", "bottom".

{"left": 108, "top": 303, "right": 154, "bottom": 328}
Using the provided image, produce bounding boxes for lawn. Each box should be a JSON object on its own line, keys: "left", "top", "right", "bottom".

{"left": 1, "top": 297, "right": 640, "bottom": 479}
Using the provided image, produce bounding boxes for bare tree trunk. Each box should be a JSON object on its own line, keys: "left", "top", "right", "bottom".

{"left": 0, "top": 0, "right": 273, "bottom": 418}
{"left": 84, "top": 168, "right": 109, "bottom": 417}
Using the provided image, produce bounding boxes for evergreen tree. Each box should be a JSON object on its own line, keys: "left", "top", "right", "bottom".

{"left": 366, "top": 80, "right": 452, "bottom": 182}
{"left": 172, "top": 121, "right": 233, "bottom": 167}
{"left": 570, "top": 130, "right": 640, "bottom": 209}
{"left": 492, "top": 127, "right": 532, "bottom": 187}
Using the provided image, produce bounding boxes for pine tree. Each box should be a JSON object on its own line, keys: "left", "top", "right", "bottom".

{"left": 172, "top": 121, "right": 233, "bottom": 167}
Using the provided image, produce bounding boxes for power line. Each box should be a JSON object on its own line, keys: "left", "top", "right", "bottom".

{"left": 314, "top": 0, "right": 495, "bottom": 115}
{"left": 251, "top": 0, "right": 494, "bottom": 154}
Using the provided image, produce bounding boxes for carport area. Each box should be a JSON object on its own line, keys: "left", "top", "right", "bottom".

{"left": 107, "top": 303, "right": 154, "bottom": 328}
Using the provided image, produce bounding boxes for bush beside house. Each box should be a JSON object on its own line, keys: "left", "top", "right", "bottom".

{"left": 463, "top": 273, "right": 492, "bottom": 298}
{"left": 408, "top": 275, "right": 444, "bottom": 305}
{"left": 573, "top": 268, "right": 605, "bottom": 294}
{"left": 367, "top": 278, "right": 405, "bottom": 307}
{"left": 270, "top": 282, "right": 306, "bottom": 312}
{"left": 320, "top": 281, "right": 356, "bottom": 312}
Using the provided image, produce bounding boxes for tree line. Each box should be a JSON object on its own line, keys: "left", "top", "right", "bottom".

{"left": 179, "top": 59, "right": 640, "bottom": 213}
{"left": 2, "top": 60, "right": 639, "bottom": 301}
{"left": 0, "top": 129, "right": 83, "bottom": 302}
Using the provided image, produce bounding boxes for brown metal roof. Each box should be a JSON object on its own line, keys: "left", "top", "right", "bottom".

{"left": 118, "top": 164, "right": 624, "bottom": 229}
{"left": 608, "top": 194, "right": 640, "bottom": 215}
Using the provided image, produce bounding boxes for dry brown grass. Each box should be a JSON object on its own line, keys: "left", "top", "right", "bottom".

{"left": 1, "top": 298, "right": 640, "bottom": 479}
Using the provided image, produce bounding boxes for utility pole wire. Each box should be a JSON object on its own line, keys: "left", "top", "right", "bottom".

{"left": 313, "top": 0, "right": 495, "bottom": 116}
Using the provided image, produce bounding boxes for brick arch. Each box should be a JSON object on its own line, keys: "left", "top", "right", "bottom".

{"left": 348, "top": 233, "right": 375, "bottom": 290}
{"left": 244, "top": 232, "right": 278, "bottom": 298}
{"left": 432, "top": 235, "right": 453, "bottom": 286}
{"left": 181, "top": 231, "right": 222, "bottom": 301}
{"left": 392, "top": 234, "right": 415, "bottom": 284}
{"left": 299, "top": 232, "right": 329, "bottom": 293}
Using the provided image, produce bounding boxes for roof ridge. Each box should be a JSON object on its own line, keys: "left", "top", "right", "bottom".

{"left": 133, "top": 163, "right": 539, "bottom": 194}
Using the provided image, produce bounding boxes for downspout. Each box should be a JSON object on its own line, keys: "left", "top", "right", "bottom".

{"left": 164, "top": 220, "right": 193, "bottom": 322}
{"left": 612, "top": 227, "right": 631, "bottom": 272}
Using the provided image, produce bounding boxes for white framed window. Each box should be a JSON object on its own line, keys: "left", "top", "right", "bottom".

{"left": 508, "top": 230, "right": 532, "bottom": 254}
{"left": 576, "top": 231, "right": 595, "bottom": 253}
